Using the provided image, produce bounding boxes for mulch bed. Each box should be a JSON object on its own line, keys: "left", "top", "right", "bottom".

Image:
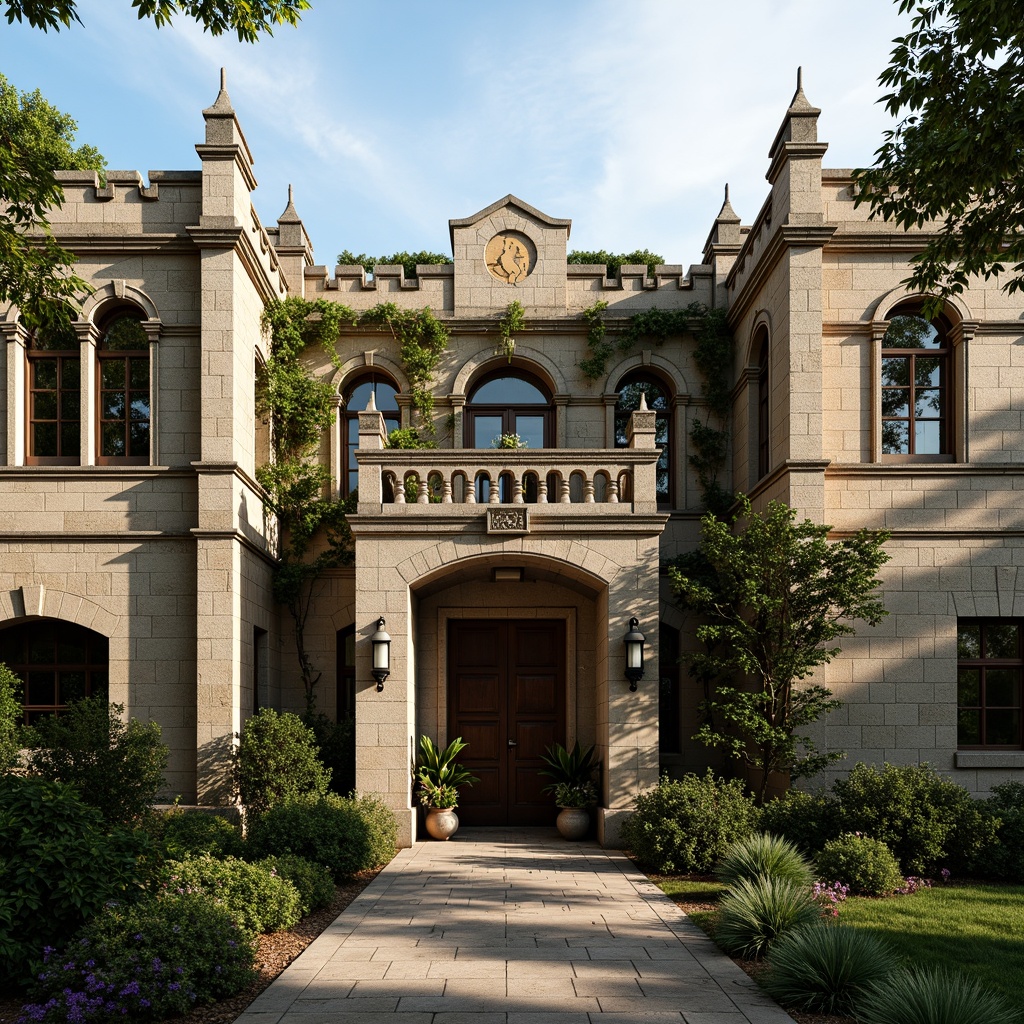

{"left": 0, "top": 870, "right": 380, "bottom": 1024}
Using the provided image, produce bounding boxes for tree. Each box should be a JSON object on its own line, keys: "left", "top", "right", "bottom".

{"left": 567, "top": 248, "right": 664, "bottom": 276}
{"left": 337, "top": 250, "right": 453, "bottom": 279}
{"left": 0, "top": 73, "right": 103, "bottom": 334}
{"left": 4, "top": 0, "right": 309, "bottom": 41}
{"left": 670, "top": 497, "right": 890, "bottom": 803}
{"left": 854, "top": 0, "right": 1024, "bottom": 309}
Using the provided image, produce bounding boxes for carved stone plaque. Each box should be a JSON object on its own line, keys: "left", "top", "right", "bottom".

{"left": 486, "top": 507, "right": 529, "bottom": 534}
{"left": 485, "top": 231, "right": 535, "bottom": 284}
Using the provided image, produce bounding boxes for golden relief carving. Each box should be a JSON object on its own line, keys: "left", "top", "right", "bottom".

{"left": 485, "top": 232, "right": 534, "bottom": 284}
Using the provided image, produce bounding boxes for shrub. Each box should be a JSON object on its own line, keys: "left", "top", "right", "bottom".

{"left": 833, "top": 762, "right": 997, "bottom": 875}
{"left": 21, "top": 893, "right": 256, "bottom": 1021}
{"left": 815, "top": 833, "right": 903, "bottom": 896}
{"left": 979, "top": 781, "right": 1024, "bottom": 882}
{"left": 0, "top": 662, "right": 23, "bottom": 771}
{"left": 256, "top": 854, "right": 335, "bottom": 914}
{"left": 758, "top": 789, "right": 842, "bottom": 856}
{"left": 158, "top": 810, "right": 243, "bottom": 860}
{"left": 857, "top": 967, "right": 1020, "bottom": 1024}
{"left": 159, "top": 856, "right": 301, "bottom": 934}
{"left": 26, "top": 696, "right": 169, "bottom": 825}
{"left": 620, "top": 771, "right": 759, "bottom": 874}
{"left": 763, "top": 923, "right": 899, "bottom": 1015}
{"left": 0, "top": 776, "right": 151, "bottom": 990}
{"left": 235, "top": 708, "right": 331, "bottom": 815}
{"left": 246, "top": 792, "right": 396, "bottom": 880}
{"left": 715, "top": 875, "right": 822, "bottom": 959}
{"left": 715, "top": 833, "right": 815, "bottom": 889}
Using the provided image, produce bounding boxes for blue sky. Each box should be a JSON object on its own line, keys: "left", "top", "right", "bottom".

{"left": 3, "top": 0, "right": 908, "bottom": 268}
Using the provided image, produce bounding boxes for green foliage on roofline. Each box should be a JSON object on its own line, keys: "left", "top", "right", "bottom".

{"left": 568, "top": 249, "right": 664, "bottom": 276}
{"left": 337, "top": 249, "right": 453, "bottom": 279}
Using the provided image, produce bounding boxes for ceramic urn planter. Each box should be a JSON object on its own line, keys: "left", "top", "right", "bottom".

{"left": 425, "top": 806, "right": 459, "bottom": 840}
{"left": 556, "top": 806, "right": 589, "bottom": 841}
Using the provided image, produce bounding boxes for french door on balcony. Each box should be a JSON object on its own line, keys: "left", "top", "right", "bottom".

{"left": 447, "top": 619, "right": 565, "bottom": 826}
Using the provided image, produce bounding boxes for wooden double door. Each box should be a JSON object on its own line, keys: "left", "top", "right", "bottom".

{"left": 447, "top": 619, "right": 565, "bottom": 826}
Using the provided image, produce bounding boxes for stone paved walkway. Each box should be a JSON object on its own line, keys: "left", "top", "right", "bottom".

{"left": 235, "top": 828, "right": 795, "bottom": 1024}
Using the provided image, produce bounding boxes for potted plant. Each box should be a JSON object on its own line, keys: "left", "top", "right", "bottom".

{"left": 539, "top": 741, "right": 599, "bottom": 840}
{"left": 415, "top": 735, "right": 478, "bottom": 840}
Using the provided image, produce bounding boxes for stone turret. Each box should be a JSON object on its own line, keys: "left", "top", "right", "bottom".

{"left": 275, "top": 185, "right": 314, "bottom": 296}
{"left": 703, "top": 184, "right": 743, "bottom": 306}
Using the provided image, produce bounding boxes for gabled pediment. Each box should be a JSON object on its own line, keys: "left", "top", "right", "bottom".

{"left": 449, "top": 194, "right": 571, "bottom": 248}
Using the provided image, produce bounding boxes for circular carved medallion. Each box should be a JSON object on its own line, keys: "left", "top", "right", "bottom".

{"left": 485, "top": 231, "right": 535, "bottom": 284}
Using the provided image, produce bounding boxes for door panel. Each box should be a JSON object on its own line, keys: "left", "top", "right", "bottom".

{"left": 448, "top": 619, "right": 565, "bottom": 826}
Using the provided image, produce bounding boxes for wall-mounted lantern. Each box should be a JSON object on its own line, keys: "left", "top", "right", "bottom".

{"left": 623, "top": 616, "right": 645, "bottom": 691}
{"left": 371, "top": 616, "right": 391, "bottom": 691}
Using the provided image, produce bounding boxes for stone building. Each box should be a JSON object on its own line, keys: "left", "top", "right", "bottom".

{"left": 2, "top": 73, "right": 1023, "bottom": 847}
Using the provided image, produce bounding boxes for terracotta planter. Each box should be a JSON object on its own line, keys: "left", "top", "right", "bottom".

{"left": 425, "top": 806, "right": 459, "bottom": 840}
{"left": 556, "top": 806, "right": 589, "bottom": 841}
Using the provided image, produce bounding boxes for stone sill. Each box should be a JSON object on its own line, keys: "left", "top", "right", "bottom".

{"left": 954, "top": 751, "right": 1024, "bottom": 769}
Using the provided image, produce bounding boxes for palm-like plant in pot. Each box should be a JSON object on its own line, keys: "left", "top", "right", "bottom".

{"left": 539, "top": 741, "right": 599, "bottom": 840}
{"left": 415, "top": 735, "right": 479, "bottom": 840}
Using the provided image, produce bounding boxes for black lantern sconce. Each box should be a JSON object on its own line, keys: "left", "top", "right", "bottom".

{"left": 371, "top": 617, "right": 391, "bottom": 691}
{"left": 623, "top": 616, "right": 645, "bottom": 691}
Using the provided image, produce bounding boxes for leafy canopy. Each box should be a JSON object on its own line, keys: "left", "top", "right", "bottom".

{"left": 854, "top": 0, "right": 1024, "bottom": 309}
{"left": 0, "top": 72, "right": 103, "bottom": 333}
{"left": 4, "top": 0, "right": 309, "bottom": 41}
{"left": 337, "top": 249, "right": 453, "bottom": 279}
{"left": 568, "top": 249, "right": 664, "bottom": 276}
{"left": 670, "top": 497, "right": 889, "bottom": 802}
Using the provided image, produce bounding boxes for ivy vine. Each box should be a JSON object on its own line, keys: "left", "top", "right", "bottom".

{"left": 358, "top": 303, "right": 450, "bottom": 430}
{"left": 579, "top": 300, "right": 734, "bottom": 514}
{"left": 496, "top": 300, "right": 526, "bottom": 362}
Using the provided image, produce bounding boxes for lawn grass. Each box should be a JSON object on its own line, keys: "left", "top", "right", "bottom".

{"left": 839, "top": 883, "right": 1024, "bottom": 1005}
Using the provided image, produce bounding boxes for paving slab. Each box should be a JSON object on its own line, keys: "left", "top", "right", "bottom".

{"left": 233, "top": 828, "right": 794, "bottom": 1024}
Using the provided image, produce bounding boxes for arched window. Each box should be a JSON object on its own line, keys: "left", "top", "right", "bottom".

{"left": 27, "top": 320, "right": 80, "bottom": 465}
{"left": 342, "top": 374, "right": 400, "bottom": 496}
{"left": 757, "top": 335, "right": 770, "bottom": 479}
{"left": 0, "top": 619, "right": 108, "bottom": 724}
{"left": 615, "top": 372, "right": 671, "bottom": 506}
{"left": 881, "top": 305, "right": 951, "bottom": 456}
{"left": 97, "top": 312, "right": 150, "bottom": 463}
{"left": 465, "top": 370, "right": 553, "bottom": 449}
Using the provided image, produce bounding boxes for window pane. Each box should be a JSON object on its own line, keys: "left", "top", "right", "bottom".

{"left": 883, "top": 315, "right": 938, "bottom": 349}
{"left": 130, "top": 395, "right": 150, "bottom": 421}
{"left": 986, "top": 710, "right": 1020, "bottom": 746}
{"left": 129, "top": 422, "right": 149, "bottom": 457}
{"left": 33, "top": 360, "right": 58, "bottom": 389}
{"left": 103, "top": 392, "right": 125, "bottom": 420}
{"left": 958, "top": 709, "right": 981, "bottom": 745}
{"left": 102, "top": 422, "right": 126, "bottom": 457}
{"left": 881, "top": 388, "right": 909, "bottom": 418}
{"left": 103, "top": 316, "right": 147, "bottom": 350}
{"left": 514, "top": 415, "right": 545, "bottom": 449}
{"left": 914, "top": 420, "right": 942, "bottom": 454}
{"left": 33, "top": 391, "right": 58, "bottom": 420}
{"left": 27, "top": 670, "right": 56, "bottom": 706}
{"left": 958, "top": 668, "right": 980, "bottom": 705}
{"left": 882, "top": 420, "right": 909, "bottom": 455}
{"left": 986, "top": 669, "right": 1020, "bottom": 707}
{"left": 618, "top": 379, "right": 668, "bottom": 410}
{"left": 987, "top": 625, "right": 1020, "bottom": 659}
{"left": 61, "top": 389, "right": 80, "bottom": 419}
{"left": 91, "top": 672, "right": 109, "bottom": 701}
{"left": 57, "top": 635, "right": 87, "bottom": 663}
{"left": 914, "top": 389, "right": 942, "bottom": 418}
{"left": 346, "top": 379, "right": 399, "bottom": 411}
{"left": 958, "top": 625, "right": 981, "bottom": 659}
{"left": 882, "top": 357, "right": 910, "bottom": 387}
{"left": 61, "top": 422, "right": 80, "bottom": 456}
{"left": 472, "top": 376, "right": 547, "bottom": 404}
{"left": 102, "top": 360, "right": 126, "bottom": 388}
{"left": 915, "top": 358, "right": 942, "bottom": 388}
{"left": 473, "top": 415, "right": 503, "bottom": 449}
{"left": 63, "top": 358, "right": 79, "bottom": 387}
{"left": 59, "top": 671, "right": 87, "bottom": 704}
{"left": 129, "top": 358, "right": 149, "bottom": 389}
{"left": 32, "top": 422, "right": 57, "bottom": 457}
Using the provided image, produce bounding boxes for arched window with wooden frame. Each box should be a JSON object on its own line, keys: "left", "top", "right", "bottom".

{"left": 464, "top": 370, "right": 553, "bottom": 449}
{"left": 881, "top": 304, "right": 952, "bottom": 457}
{"left": 614, "top": 371, "right": 671, "bottom": 507}
{"left": 342, "top": 374, "right": 400, "bottom": 497}
{"left": 26, "top": 320, "right": 80, "bottom": 465}
{"left": 97, "top": 311, "right": 150, "bottom": 463}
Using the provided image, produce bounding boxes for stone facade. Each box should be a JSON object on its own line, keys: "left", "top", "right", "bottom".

{"left": 3, "top": 72, "right": 1023, "bottom": 846}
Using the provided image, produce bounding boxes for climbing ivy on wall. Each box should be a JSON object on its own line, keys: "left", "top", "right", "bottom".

{"left": 579, "top": 301, "right": 734, "bottom": 514}
{"left": 496, "top": 300, "right": 526, "bottom": 362}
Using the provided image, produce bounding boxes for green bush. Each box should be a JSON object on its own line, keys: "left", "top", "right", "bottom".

{"left": 22, "top": 893, "right": 256, "bottom": 1021}
{"left": 758, "top": 789, "right": 842, "bottom": 856}
{"left": 246, "top": 792, "right": 396, "bottom": 880}
{"left": 158, "top": 809, "right": 243, "bottom": 860}
{"left": 857, "top": 967, "right": 1021, "bottom": 1024}
{"left": 833, "top": 762, "right": 997, "bottom": 875}
{"left": 159, "top": 855, "right": 301, "bottom": 934}
{"left": 715, "top": 833, "right": 815, "bottom": 889}
{"left": 0, "top": 775, "right": 150, "bottom": 989}
{"left": 26, "top": 696, "right": 169, "bottom": 825}
{"left": 257, "top": 854, "right": 335, "bottom": 913}
{"left": 979, "top": 782, "right": 1024, "bottom": 882}
{"left": 763, "top": 923, "right": 899, "bottom": 1015}
{"left": 0, "top": 661, "right": 23, "bottom": 771}
{"left": 620, "top": 771, "right": 759, "bottom": 874}
{"left": 815, "top": 833, "right": 903, "bottom": 895}
{"left": 235, "top": 708, "right": 331, "bottom": 815}
{"left": 715, "top": 875, "right": 821, "bottom": 959}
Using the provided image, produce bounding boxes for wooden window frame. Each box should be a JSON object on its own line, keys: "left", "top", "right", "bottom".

{"left": 26, "top": 340, "right": 80, "bottom": 466}
{"left": 957, "top": 620, "right": 1023, "bottom": 749}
